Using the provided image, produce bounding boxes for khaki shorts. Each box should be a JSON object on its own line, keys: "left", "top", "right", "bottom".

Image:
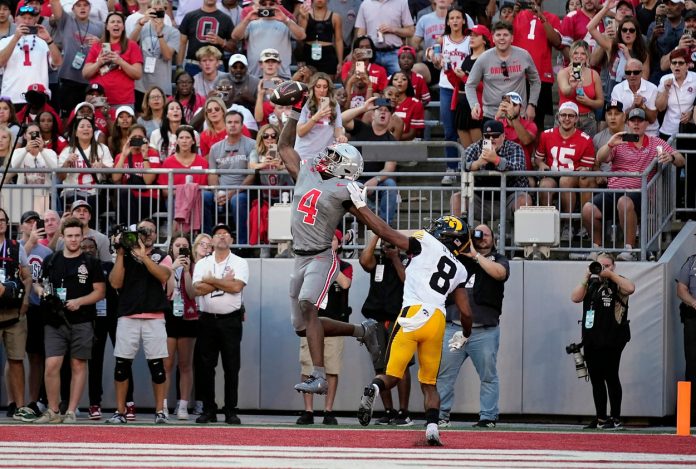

{"left": 299, "top": 336, "right": 344, "bottom": 375}
{"left": 0, "top": 308, "right": 27, "bottom": 361}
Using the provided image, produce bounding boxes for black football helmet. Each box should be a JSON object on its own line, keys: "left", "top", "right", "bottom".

{"left": 426, "top": 216, "right": 471, "bottom": 255}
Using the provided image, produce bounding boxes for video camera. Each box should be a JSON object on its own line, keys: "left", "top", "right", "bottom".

{"left": 110, "top": 224, "right": 150, "bottom": 250}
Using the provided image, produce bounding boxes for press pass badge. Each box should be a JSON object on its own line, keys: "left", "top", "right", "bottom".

{"left": 72, "top": 51, "right": 86, "bottom": 69}
{"left": 173, "top": 289, "right": 184, "bottom": 317}
{"left": 585, "top": 309, "right": 595, "bottom": 329}
{"left": 144, "top": 56, "right": 156, "bottom": 74}
{"left": 311, "top": 41, "right": 322, "bottom": 61}
{"left": 96, "top": 298, "right": 107, "bottom": 317}
{"left": 56, "top": 287, "right": 67, "bottom": 302}
{"left": 374, "top": 264, "right": 385, "bottom": 282}
{"left": 0, "top": 268, "right": 5, "bottom": 283}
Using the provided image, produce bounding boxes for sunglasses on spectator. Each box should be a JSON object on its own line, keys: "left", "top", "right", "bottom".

{"left": 671, "top": 60, "right": 686, "bottom": 66}
{"left": 558, "top": 113, "right": 577, "bottom": 119}
{"left": 621, "top": 27, "right": 636, "bottom": 33}
{"left": 500, "top": 61, "right": 509, "bottom": 78}
{"left": 624, "top": 69, "right": 642, "bottom": 75}
{"left": 18, "top": 5, "right": 39, "bottom": 15}
{"left": 483, "top": 133, "right": 501, "bottom": 139}
{"left": 262, "top": 133, "right": 277, "bottom": 139}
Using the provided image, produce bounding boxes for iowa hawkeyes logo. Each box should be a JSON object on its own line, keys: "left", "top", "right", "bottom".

{"left": 441, "top": 216, "right": 463, "bottom": 231}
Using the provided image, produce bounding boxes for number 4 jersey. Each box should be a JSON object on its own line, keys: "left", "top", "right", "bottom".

{"left": 291, "top": 159, "right": 354, "bottom": 252}
{"left": 397, "top": 230, "right": 469, "bottom": 332}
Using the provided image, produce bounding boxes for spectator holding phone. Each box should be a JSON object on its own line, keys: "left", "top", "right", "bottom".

{"left": 647, "top": 0, "right": 683, "bottom": 84}
{"left": 341, "top": 36, "right": 388, "bottom": 96}
{"left": 125, "top": 0, "right": 172, "bottom": 38}
{"left": 295, "top": 72, "right": 346, "bottom": 156}
{"left": 10, "top": 123, "right": 58, "bottom": 185}
{"left": 0, "top": 4, "right": 62, "bottom": 105}
{"left": 82, "top": 12, "right": 144, "bottom": 107}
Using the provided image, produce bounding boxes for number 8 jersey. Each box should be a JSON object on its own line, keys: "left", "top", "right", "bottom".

{"left": 398, "top": 230, "right": 469, "bottom": 330}
{"left": 291, "top": 159, "right": 354, "bottom": 252}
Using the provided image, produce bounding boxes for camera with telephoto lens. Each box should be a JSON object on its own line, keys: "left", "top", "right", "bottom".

{"left": 588, "top": 261, "right": 603, "bottom": 284}
{"left": 258, "top": 8, "right": 274, "bottom": 16}
{"left": 1, "top": 280, "right": 24, "bottom": 300}
{"left": 566, "top": 342, "right": 588, "bottom": 380}
{"left": 40, "top": 292, "right": 71, "bottom": 328}
{"left": 111, "top": 224, "right": 149, "bottom": 250}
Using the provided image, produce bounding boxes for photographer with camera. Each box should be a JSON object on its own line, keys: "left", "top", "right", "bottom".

{"left": 437, "top": 224, "right": 509, "bottom": 429}
{"left": 570, "top": 253, "right": 635, "bottom": 430}
{"left": 107, "top": 218, "right": 172, "bottom": 424}
{"left": 34, "top": 217, "right": 105, "bottom": 424}
{"left": 0, "top": 207, "right": 32, "bottom": 420}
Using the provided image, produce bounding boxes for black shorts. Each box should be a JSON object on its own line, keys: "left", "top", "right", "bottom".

{"left": 454, "top": 92, "right": 483, "bottom": 131}
{"left": 25, "top": 304, "right": 44, "bottom": 355}
{"left": 165, "top": 316, "right": 199, "bottom": 339}
{"left": 591, "top": 191, "right": 642, "bottom": 222}
{"left": 302, "top": 44, "right": 339, "bottom": 76}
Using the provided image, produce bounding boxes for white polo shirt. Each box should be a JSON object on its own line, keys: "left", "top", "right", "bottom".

{"left": 657, "top": 71, "right": 696, "bottom": 136}
{"left": 610, "top": 78, "right": 659, "bottom": 137}
{"left": 192, "top": 251, "right": 248, "bottom": 314}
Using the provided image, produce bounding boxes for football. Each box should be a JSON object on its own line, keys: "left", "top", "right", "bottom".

{"left": 271, "top": 81, "right": 308, "bottom": 106}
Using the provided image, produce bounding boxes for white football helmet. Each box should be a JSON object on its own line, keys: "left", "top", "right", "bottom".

{"left": 314, "top": 143, "right": 364, "bottom": 181}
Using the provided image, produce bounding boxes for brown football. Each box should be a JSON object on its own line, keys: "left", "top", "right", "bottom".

{"left": 271, "top": 81, "right": 308, "bottom": 106}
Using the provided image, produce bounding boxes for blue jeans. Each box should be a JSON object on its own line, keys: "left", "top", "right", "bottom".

{"left": 366, "top": 178, "right": 398, "bottom": 226}
{"left": 203, "top": 190, "right": 249, "bottom": 244}
{"left": 439, "top": 87, "right": 458, "bottom": 169}
{"left": 437, "top": 322, "right": 500, "bottom": 421}
{"left": 375, "top": 49, "right": 399, "bottom": 76}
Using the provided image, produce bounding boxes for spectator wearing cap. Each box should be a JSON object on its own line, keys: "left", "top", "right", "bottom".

{"left": 193, "top": 46, "right": 228, "bottom": 99}
{"left": 51, "top": 0, "right": 103, "bottom": 116}
{"left": 656, "top": 48, "right": 696, "bottom": 139}
{"left": 82, "top": 12, "right": 144, "bottom": 107}
{"left": 10, "top": 121, "right": 58, "bottom": 186}
{"left": 177, "top": 0, "right": 235, "bottom": 77}
{"left": 129, "top": 0, "right": 180, "bottom": 100}
{"left": 511, "top": 0, "right": 562, "bottom": 133}
{"left": 61, "top": 0, "right": 109, "bottom": 22}
{"left": 0, "top": 3, "right": 62, "bottom": 105}
{"left": 15, "top": 84, "right": 61, "bottom": 133}
{"left": 611, "top": 58, "right": 659, "bottom": 136}
{"left": 451, "top": 119, "right": 531, "bottom": 220}
{"left": 395, "top": 45, "right": 430, "bottom": 105}
{"left": 535, "top": 101, "right": 596, "bottom": 241}
{"left": 557, "top": 40, "right": 604, "bottom": 137}
{"left": 17, "top": 209, "right": 52, "bottom": 421}
{"left": 295, "top": 0, "right": 344, "bottom": 77}
{"left": 221, "top": 54, "right": 259, "bottom": 112}
{"left": 342, "top": 97, "right": 399, "bottom": 225}
{"left": 388, "top": 71, "right": 424, "bottom": 141}
{"left": 66, "top": 98, "right": 108, "bottom": 146}
{"left": 583, "top": 107, "right": 685, "bottom": 260}
{"left": 192, "top": 223, "right": 249, "bottom": 425}
{"left": 232, "top": 0, "right": 305, "bottom": 79}
{"left": 355, "top": 0, "right": 414, "bottom": 76}
{"left": 647, "top": 0, "right": 684, "bottom": 84}
{"left": 253, "top": 49, "right": 286, "bottom": 124}
{"left": 465, "top": 22, "right": 541, "bottom": 129}
{"left": 594, "top": 100, "right": 627, "bottom": 151}
{"left": 494, "top": 91, "right": 537, "bottom": 179}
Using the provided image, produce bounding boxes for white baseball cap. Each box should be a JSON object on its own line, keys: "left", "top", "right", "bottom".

{"left": 558, "top": 101, "right": 579, "bottom": 115}
{"left": 229, "top": 54, "right": 248, "bottom": 67}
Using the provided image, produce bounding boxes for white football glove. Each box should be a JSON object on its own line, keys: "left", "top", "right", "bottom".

{"left": 347, "top": 181, "right": 367, "bottom": 209}
{"left": 448, "top": 331, "right": 468, "bottom": 352}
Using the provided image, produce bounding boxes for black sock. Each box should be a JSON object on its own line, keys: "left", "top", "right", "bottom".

{"left": 371, "top": 377, "right": 386, "bottom": 393}
{"left": 425, "top": 408, "right": 438, "bottom": 425}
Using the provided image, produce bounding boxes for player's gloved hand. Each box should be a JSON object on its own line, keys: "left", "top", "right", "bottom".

{"left": 347, "top": 181, "right": 367, "bottom": 209}
{"left": 448, "top": 331, "right": 468, "bottom": 352}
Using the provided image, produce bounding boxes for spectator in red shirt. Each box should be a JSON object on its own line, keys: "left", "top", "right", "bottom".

{"left": 158, "top": 125, "right": 209, "bottom": 198}
{"left": 494, "top": 91, "right": 537, "bottom": 175}
{"left": 112, "top": 123, "right": 162, "bottom": 225}
{"left": 341, "top": 36, "right": 389, "bottom": 94}
{"left": 582, "top": 107, "right": 685, "bottom": 260}
{"left": 37, "top": 110, "right": 67, "bottom": 155}
{"left": 389, "top": 71, "right": 424, "bottom": 140}
{"left": 198, "top": 97, "right": 227, "bottom": 157}
{"left": 395, "top": 45, "right": 430, "bottom": 104}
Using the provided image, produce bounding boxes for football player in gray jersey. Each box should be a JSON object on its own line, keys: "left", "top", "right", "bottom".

{"left": 277, "top": 91, "right": 383, "bottom": 395}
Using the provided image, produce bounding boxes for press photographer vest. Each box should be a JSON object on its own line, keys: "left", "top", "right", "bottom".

{"left": 0, "top": 239, "right": 24, "bottom": 309}
{"left": 581, "top": 279, "right": 630, "bottom": 348}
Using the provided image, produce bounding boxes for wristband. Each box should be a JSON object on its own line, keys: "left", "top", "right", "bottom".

{"left": 474, "top": 253, "right": 480, "bottom": 263}
{"left": 494, "top": 156, "right": 501, "bottom": 166}
{"left": 46, "top": 40, "right": 54, "bottom": 46}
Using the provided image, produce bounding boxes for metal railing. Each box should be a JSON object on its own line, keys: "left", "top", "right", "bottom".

{"left": 669, "top": 133, "right": 695, "bottom": 217}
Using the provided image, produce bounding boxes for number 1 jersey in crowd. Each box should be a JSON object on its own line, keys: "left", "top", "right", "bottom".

{"left": 291, "top": 159, "right": 353, "bottom": 252}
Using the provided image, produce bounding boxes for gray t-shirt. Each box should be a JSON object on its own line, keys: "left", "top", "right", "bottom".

{"left": 245, "top": 19, "right": 293, "bottom": 78}
{"left": 57, "top": 14, "right": 104, "bottom": 83}
{"left": 328, "top": 0, "right": 361, "bottom": 46}
{"left": 249, "top": 149, "right": 294, "bottom": 188}
{"left": 291, "top": 159, "right": 351, "bottom": 252}
{"left": 195, "top": 71, "right": 229, "bottom": 97}
{"left": 136, "top": 23, "right": 180, "bottom": 96}
{"left": 295, "top": 102, "right": 343, "bottom": 160}
{"left": 208, "top": 135, "right": 256, "bottom": 186}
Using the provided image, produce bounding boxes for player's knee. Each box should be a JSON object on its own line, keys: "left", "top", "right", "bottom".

{"left": 298, "top": 299, "right": 317, "bottom": 318}
{"left": 147, "top": 359, "right": 166, "bottom": 384}
{"left": 114, "top": 358, "right": 132, "bottom": 382}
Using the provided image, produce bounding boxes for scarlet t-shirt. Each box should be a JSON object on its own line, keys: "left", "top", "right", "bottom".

{"left": 502, "top": 117, "right": 538, "bottom": 170}
{"left": 341, "top": 61, "right": 388, "bottom": 93}
{"left": 560, "top": 9, "right": 604, "bottom": 51}
{"left": 199, "top": 128, "right": 227, "bottom": 158}
{"left": 394, "top": 97, "right": 425, "bottom": 134}
{"left": 158, "top": 154, "right": 210, "bottom": 186}
{"left": 513, "top": 10, "right": 562, "bottom": 84}
{"left": 114, "top": 148, "right": 162, "bottom": 198}
{"left": 86, "top": 40, "right": 144, "bottom": 105}
{"left": 536, "top": 127, "right": 595, "bottom": 171}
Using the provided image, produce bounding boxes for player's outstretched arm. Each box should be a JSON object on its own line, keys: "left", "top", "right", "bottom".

{"left": 347, "top": 182, "right": 409, "bottom": 251}
{"left": 452, "top": 287, "right": 473, "bottom": 338}
{"left": 278, "top": 114, "right": 301, "bottom": 180}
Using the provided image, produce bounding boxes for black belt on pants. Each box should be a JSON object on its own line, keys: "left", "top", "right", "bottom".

{"left": 293, "top": 247, "right": 328, "bottom": 256}
{"left": 200, "top": 310, "right": 241, "bottom": 319}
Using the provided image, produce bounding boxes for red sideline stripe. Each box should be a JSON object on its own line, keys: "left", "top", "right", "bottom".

{"left": 0, "top": 426, "right": 695, "bottom": 454}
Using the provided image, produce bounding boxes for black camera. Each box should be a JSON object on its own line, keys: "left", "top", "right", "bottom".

{"left": 258, "top": 8, "right": 275, "bottom": 17}
{"left": 566, "top": 342, "right": 588, "bottom": 380}
{"left": 155, "top": 9, "right": 165, "bottom": 17}
{"left": 179, "top": 247, "right": 190, "bottom": 257}
{"left": 517, "top": 0, "right": 532, "bottom": 9}
{"left": 111, "top": 224, "right": 149, "bottom": 250}
{"left": 30, "top": 131, "right": 39, "bottom": 140}
{"left": 27, "top": 26, "right": 39, "bottom": 35}
{"left": 1, "top": 280, "right": 24, "bottom": 300}
{"left": 473, "top": 229, "right": 484, "bottom": 240}
{"left": 40, "top": 293, "right": 71, "bottom": 328}
{"left": 589, "top": 261, "right": 602, "bottom": 275}
{"left": 130, "top": 136, "right": 146, "bottom": 147}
